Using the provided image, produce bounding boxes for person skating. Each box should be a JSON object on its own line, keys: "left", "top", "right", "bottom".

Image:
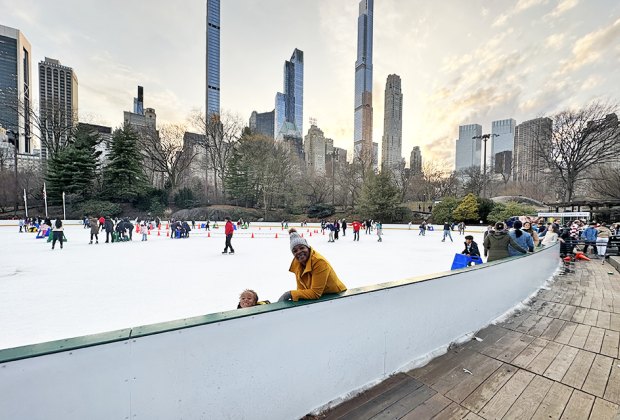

{"left": 351, "top": 220, "right": 362, "bottom": 241}
{"left": 104, "top": 217, "right": 114, "bottom": 243}
{"left": 419, "top": 221, "right": 427, "bottom": 236}
{"left": 376, "top": 221, "right": 383, "bottom": 242}
{"left": 278, "top": 229, "right": 347, "bottom": 302}
{"left": 442, "top": 222, "right": 453, "bottom": 242}
{"left": 462, "top": 235, "right": 480, "bottom": 258}
{"left": 341, "top": 219, "right": 347, "bottom": 236}
{"left": 89, "top": 216, "right": 99, "bottom": 244}
{"left": 334, "top": 219, "right": 340, "bottom": 240}
{"left": 223, "top": 217, "right": 235, "bottom": 254}
{"left": 51, "top": 218, "right": 64, "bottom": 250}
{"left": 326, "top": 221, "right": 335, "bottom": 242}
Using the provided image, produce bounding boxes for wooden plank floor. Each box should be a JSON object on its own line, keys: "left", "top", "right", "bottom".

{"left": 310, "top": 258, "right": 620, "bottom": 420}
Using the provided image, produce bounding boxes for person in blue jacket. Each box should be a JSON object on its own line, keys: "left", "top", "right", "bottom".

{"left": 581, "top": 222, "right": 598, "bottom": 255}
{"left": 508, "top": 220, "right": 534, "bottom": 256}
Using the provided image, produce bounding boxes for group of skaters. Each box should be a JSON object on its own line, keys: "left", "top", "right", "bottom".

{"left": 320, "top": 219, "right": 383, "bottom": 242}
{"left": 17, "top": 216, "right": 65, "bottom": 249}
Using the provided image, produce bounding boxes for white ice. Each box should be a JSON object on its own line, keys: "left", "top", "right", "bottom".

{"left": 0, "top": 222, "right": 485, "bottom": 350}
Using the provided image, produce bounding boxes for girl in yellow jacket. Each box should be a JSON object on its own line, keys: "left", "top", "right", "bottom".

{"left": 278, "top": 229, "right": 347, "bottom": 301}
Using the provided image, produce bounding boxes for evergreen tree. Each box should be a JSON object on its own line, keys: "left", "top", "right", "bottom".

{"left": 487, "top": 201, "right": 536, "bottom": 223}
{"left": 453, "top": 193, "right": 479, "bottom": 222}
{"left": 358, "top": 172, "right": 401, "bottom": 221}
{"left": 225, "top": 147, "right": 255, "bottom": 207}
{"left": 102, "top": 124, "right": 148, "bottom": 202}
{"left": 45, "top": 125, "right": 101, "bottom": 202}
{"left": 431, "top": 197, "right": 458, "bottom": 223}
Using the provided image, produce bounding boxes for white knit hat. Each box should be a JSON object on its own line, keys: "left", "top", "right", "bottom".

{"left": 289, "top": 228, "right": 309, "bottom": 252}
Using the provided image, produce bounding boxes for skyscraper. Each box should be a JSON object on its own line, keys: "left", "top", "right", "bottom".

{"left": 304, "top": 124, "right": 326, "bottom": 175}
{"left": 381, "top": 74, "right": 403, "bottom": 172}
{"left": 454, "top": 124, "right": 482, "bottom": 171}
{"left": 491, "top": 118, "right": 516, "bottom": 175}
{"left": 206, "top": 0, "right": 220, "bottom": 118}
{"left": 275, "top": 49, "right": 304, "bottom": 140}
{"left": 512, "top": 117, "right": 552, "bottom": 183}
{"left": 354, "top": 0, "right": 374, "bottom": 165}
{"left": 0, "top": 25, "right": 32, "bottom": 153}
{"left": 249, "top": 110, "right": 275, "bottom": 138}
{"left": 38, "top": 57, "right": 78, "bottom": 161}
{"left": 410, "top": 146, "right": 422, "bottom": 175}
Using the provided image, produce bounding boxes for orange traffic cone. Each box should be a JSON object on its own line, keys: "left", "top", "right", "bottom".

{"left": 165, "top": 223, "right": 169, "bottom": 230}
{"left": 575, "top": 252, "right": 591, "bottom": 261}
{"left": 301, "top": 233, "right": 304, "bottom": 238}
{"left": 157, "top": 229, "right": 160, "bottom": 236}
{"left": 275, "top": 233, "right": 278, "bottom": 239}
{"left": 208, "top": 232, "right": 211, "bottom": 238}
{"left": 148, "top": 229, "right": 151, "bottom": 235}
{"left": 166, "top": 230, "right": 169, "bottom": 237}
{"left": 309, "top": 232, "right": 312, "bottom": 237}
{"left": 251, "top": 233, "right": 254, "bottom": 238}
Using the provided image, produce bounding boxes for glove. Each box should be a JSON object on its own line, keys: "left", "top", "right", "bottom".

{"left": 278, "top": 291, "right": 292, "bottom": 302}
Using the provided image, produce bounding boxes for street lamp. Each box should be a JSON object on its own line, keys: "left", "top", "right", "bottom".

{"left": 6, "top": 129, "right": 19, "bottom": 215}
{"left": 472, "top": 133, "right": 498, "bottom": 198}
{"left": 330, "top": 149, "right": 339, "bottom": 205}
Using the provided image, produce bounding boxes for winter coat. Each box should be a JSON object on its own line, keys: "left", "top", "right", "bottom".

{"left": 224, "top": 220, "right": 234, "bottom": 235}
{"left": 89, "top": 218, "right": 99, "bottom": 234}
{"left": 524, "top": 228, "right": 539, "bottom": 246}
{"left": 581, "top": 227, "right": 598, "bottom": 242}
{"left": 289, "top": 248, "right": 347, "bottom": 301}
{"left": 508, "top": 230, "right": 534, "bottom": 255}
{"left": 104, "top": 219, "right": 114, "bottom": 233}
{"left": 597, "top": 226, "right": 612, "bottom": 239}
{"left": 352, "top": 221, "right": 362, "bottom": 232}
{"left": 462, "top": 241, "right": 481, "bottom": 257}
{"left": 483, "top": 231, "right": 527, "bottom": 262}
{"left": 541, "top": 232, "right": 559, "bottom": 246}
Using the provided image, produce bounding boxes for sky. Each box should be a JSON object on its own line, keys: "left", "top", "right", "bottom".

{"left": 2, "top": 0, "right": 620, "bottom": 167}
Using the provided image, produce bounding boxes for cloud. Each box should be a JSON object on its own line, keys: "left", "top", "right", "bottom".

{"left": 558, "top": 17, "right": 620, "bottom": 75}
{"left": 546, "top": 0, "right": 579, "bottom": 19}
{"left": 545, "top": 33, "right": 566, "bottom": 49}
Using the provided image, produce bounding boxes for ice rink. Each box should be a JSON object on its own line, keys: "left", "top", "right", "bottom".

{"left": 0, "top": 222, "right": 485, "bottom": 349}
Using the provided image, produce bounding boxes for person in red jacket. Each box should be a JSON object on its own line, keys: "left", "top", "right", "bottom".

{"left": 223, "top": 216, "right": 235, "bottom": 254}
{"left": 351, "top": 220, "right": 362, "bottom": 241}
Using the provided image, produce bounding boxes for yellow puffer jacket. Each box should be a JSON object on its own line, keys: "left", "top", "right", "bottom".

{"left": 289, "top": 248, "right": 347, "bottom": 301}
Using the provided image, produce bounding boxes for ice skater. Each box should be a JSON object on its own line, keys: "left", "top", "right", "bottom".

{"left": 51, "top": 218, "right": 64, "bottom": 250}
{"left": 376, "top": 221, "right": 383, "bottom": 242}
{"left": 89, "top": 216, "right": 99, "bottom": 244}
{"left": 442, "top": 222, "right": 453, "bottom": 242}
{"left": 223, "top": 216, "right": 235, "bottom": 254}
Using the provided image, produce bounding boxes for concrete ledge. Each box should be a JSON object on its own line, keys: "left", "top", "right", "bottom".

{"left": 609, "top": 256, "right": 620, "bottom": 273}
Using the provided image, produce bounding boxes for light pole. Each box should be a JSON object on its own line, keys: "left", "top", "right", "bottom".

{"left": 330, "top": 149, "right": 339, "bottom": 205}
{"left": 6, "top": 129, "right": 19, "bottom": 215}
{"left": 472, "top": 133, "right": 498, "bottom": 198}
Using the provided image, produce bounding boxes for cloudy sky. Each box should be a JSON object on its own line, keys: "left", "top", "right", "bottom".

{"left": 3, "top": 0, "right": 620, "bottom": 167}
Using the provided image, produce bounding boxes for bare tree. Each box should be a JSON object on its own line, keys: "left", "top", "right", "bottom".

{"left": 189, "top": 109, "right": 243, "bottom": 202}
{"left": 335, "top": 160, "right": 363, "bottom": 210}
{"left": 303, "top": 173, "right": 331, "bottom": 206}
{"left": 534, "top": 101, "right": 619, "bottom": 201}
{"left": 457, "top": 166, "right": 484, "bottom": 197}
{"left": 591, "top": 165, "right": 620, "bottom": 199}
{"left": 137, "top": 123, "right": 199, "bottom": 191}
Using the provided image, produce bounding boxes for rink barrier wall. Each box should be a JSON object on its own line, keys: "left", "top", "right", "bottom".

{"left": 0, "top": 244, "right": 559, "bottom": 420}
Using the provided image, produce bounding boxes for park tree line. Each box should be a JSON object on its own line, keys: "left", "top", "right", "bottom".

{"left": 1, "top": 100, "right": 619, "bottom": 221}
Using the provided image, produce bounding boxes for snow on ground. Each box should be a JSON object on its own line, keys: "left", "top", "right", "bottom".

{"left": 0, "top": 222, "right": 485, "bottom": 349}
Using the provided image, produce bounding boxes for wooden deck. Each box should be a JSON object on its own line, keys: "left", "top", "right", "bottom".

{"left": 314, "top": 258, "right": 620, "bottom": 419}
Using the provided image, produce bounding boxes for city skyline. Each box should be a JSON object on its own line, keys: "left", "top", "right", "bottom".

{"left": 1, "top": 0, "right": 619, "bottom": 167}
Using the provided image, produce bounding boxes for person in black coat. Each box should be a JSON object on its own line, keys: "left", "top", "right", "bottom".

{"left": 462, "top": 235, "right": 481, "bottom": 258}
{"left": 104, "top": 217, "right": 114, "bottom": 243}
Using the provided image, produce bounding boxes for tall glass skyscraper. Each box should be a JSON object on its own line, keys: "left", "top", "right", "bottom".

{"left": 455, "top": 124, "right": 482, "bottom": 171}
{"left": 275, "top": 49, "right": 303, "bottom": 140}
{"left": 0, "top": 25, "right": 32, "bottom": 153}
{"left": 205, "top": 0, "right": 220, "bottom": 118}
{"left": 354, "top": 0, "right": 374, "bottom": 163}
